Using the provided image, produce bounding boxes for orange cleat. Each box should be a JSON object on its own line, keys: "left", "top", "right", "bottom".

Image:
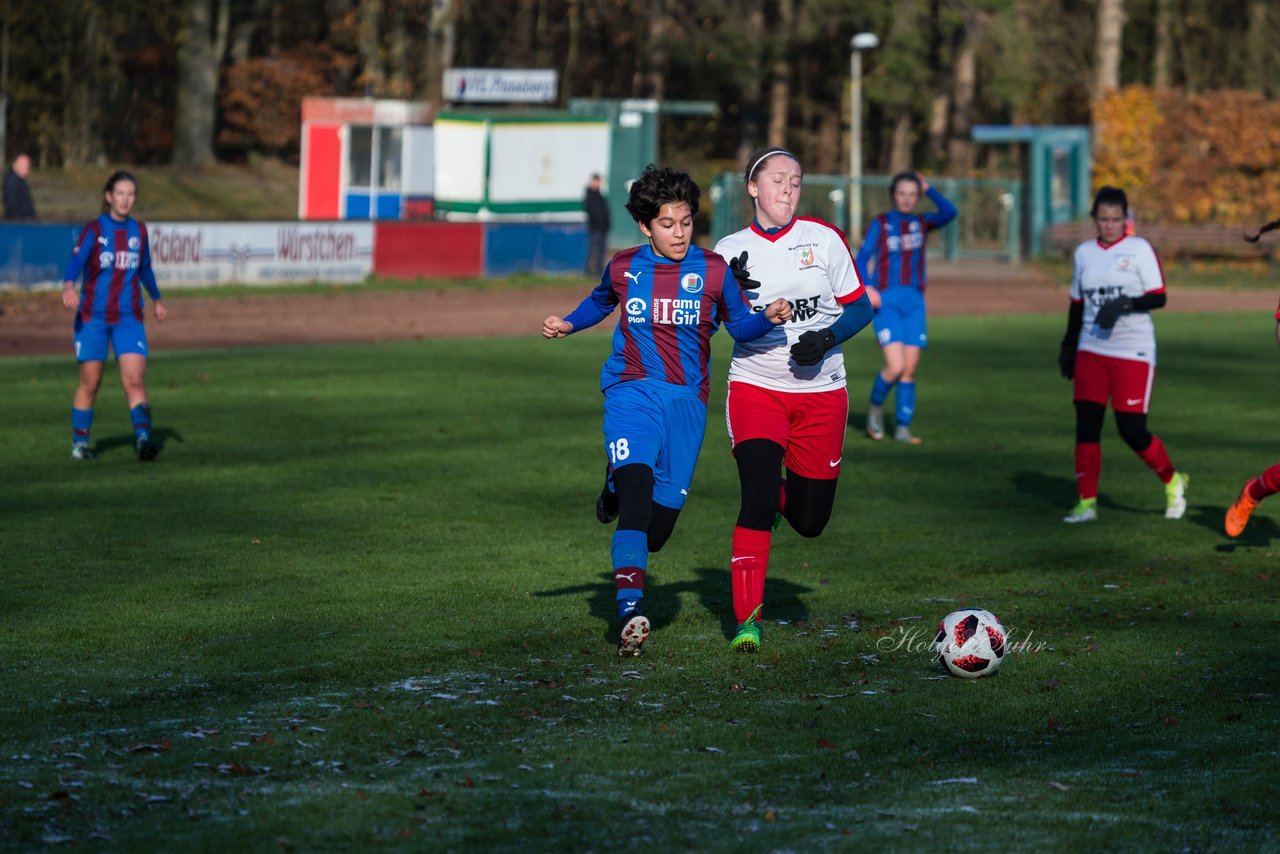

{"left": 1225, "top": 482, "right": 1260, "bottom": 538}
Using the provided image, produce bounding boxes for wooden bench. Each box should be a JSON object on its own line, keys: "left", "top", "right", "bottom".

{"left": 1045, "top": 222, "right": 1277, "bottom": 262}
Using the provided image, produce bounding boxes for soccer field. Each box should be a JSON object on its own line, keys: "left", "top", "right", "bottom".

{"left": 1, "top": 311, "right": 1277, "bottom": 850}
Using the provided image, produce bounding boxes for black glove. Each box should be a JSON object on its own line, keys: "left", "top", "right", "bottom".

{"left": 728, "top": 251, "right": 761, "bottom": 291}
{"left": 791, "top": 329, "right": 836, "bottom": 366}
{"left": 1094, "top": 296, "right": 1133, "bottom": 329}
{"left": 1058, "top": 343, "right": 1076, "bottom": 379}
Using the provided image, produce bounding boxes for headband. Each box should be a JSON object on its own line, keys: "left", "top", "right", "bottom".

{"left": 746, "top": 148, "right": 796, "bottom": 183}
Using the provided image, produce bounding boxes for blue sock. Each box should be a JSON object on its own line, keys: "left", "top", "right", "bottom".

{"left": 72, "top": 408, "right": 94, "bottom": 445}
{"left": 870, "top": 373, "right": 894, "bottom": 406}
{"left": 129, "top": 403, "right": 152, "bottom": 442}
{"left": 896, "top": 382, "right": 916, "bottom": 427}
{"left": 611, "top": 528, "right": 647, "bottom": 618}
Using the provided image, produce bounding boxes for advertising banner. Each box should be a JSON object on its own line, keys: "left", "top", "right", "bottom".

{"left": 443, "top": 69, "right": 557, "bottom": 104}
{"left": 148, "top": 222, "right": 374, "bottom": 286}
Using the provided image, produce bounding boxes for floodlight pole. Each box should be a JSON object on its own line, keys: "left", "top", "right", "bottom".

{"left": 849, "top": 32, "right": 879, "bottom": 241}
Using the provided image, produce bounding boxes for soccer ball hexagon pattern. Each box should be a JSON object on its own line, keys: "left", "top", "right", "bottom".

{"left": 933, "top": 608, "right": 1007, "bottom": 678}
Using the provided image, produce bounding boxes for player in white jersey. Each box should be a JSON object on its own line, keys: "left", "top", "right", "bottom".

{"left": 1058, "top": 186, "right": 1188, "bottom": 524}
{"left": 712, "top": 146, "right": 875, "bottom": 652}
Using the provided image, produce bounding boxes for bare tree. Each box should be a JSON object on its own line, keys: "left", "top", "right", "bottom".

{"left": 359, "top": 0, "right": 384, "bottom": 94}
{"left": 173, "top": 0, "right": 229, "bottom": 166}
{"left": 765, "top": 0, "right": 794, "bottom": 148}
{"left": 1244, "top": 0, "right": 1268, "bottom": 93}
{"left": 1152, "top": 0, "right": 1172, "bottom": 87}
{"left": 424, "top": 0, "right": 455, "bottom": 105}
{"left": 1095, "top": 0, "right": 1124, "bottom": 99}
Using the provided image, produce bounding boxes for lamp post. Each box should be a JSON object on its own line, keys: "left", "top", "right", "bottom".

{"left": 849, "top": 31, "right": 879, "bottom": 240}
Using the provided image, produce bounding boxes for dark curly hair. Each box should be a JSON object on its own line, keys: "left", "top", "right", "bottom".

{"left": 1090, "top": 185, "right": 1128, "bottom": 218}
{"left": 625, "top": 164, "right": 700, "bottom": 225}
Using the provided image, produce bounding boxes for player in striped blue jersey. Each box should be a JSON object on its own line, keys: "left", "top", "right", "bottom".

{"left": 855, "top": 172, "right": 956, "bottom": 444}
{"left": 61, "top": 171, "right": 167, "bottom": 461}
{"left": 543, "top": 164, "right": 791, "bottom": 656}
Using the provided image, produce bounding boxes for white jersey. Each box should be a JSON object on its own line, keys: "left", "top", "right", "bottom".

{"left": 713, "top": 217, "right": 866, "bottom": 392}
{"left": 1070, "top": 234, "right": 1165, "bottom": 365}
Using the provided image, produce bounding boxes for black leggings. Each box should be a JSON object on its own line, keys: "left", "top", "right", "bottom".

{"left": 734, "top": 438, "right": 838, "bottom": 538}
{"left": 1074, "top": 400, "right": 1153, "bottom": 452}
{"left": 613, "top": 463, "right": 682, "bottom": 553}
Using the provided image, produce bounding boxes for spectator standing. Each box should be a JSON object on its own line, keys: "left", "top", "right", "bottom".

{"left": 583, "top": 173, "right": 611, "bottom": 276}
{"left": 3, "top": 153, "right": 37, "bottom": 220}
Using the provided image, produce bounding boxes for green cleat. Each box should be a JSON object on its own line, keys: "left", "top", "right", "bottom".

{"left": 1164, "top": 471, "right": 1189, "bottom": 520}
{"left": 1063, "top": 497, "right": 1097, "bottom": 524}
{"left": 730, "top": 605, "right": 763, "bottom": 653}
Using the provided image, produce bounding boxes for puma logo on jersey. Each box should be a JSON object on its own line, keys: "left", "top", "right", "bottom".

{"left": 623, "top": 270, "right": 643, "bottom": 284}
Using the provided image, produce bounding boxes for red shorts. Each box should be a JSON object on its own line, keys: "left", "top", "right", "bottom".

{"left": 1073, "top": 350, "right": 1154, "bottom": 413}
{"left": 726, "top": 381, "right": 849, "bottom": 479}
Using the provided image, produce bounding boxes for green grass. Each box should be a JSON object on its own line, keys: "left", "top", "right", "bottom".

{"left": 1, "top": 313, "right": 1278, "bottom": 850}
{"left": 29, "top": 159, "right": 300, "bottom": 223}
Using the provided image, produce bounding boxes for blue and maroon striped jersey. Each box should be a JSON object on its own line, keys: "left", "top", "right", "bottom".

{"left": 563, "top": 244, "right": 772, "bottom": 403}
{"left": 64, "top": 214, "right": 161, "bottom": 324}
{"left": 855, "top": 186, "right": 956, "bottom": 292}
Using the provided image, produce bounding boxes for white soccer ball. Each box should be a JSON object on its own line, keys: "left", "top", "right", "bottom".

{"left": 933, "top": 608, "right": 1007, "bottom": 678}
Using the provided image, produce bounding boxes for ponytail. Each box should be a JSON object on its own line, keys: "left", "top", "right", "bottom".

{"left": 1244, "top": 217, "right": 1280, "bottom": 243}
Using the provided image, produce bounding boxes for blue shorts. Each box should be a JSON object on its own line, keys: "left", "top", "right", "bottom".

{"left": 74, "top": 318, "right": 149, "bottom": 363}
{"left": 602, "top": 380, "right": 707, "bottom": 510}
{"left": 872, "top": 287, "right": 928, "bottom": 348}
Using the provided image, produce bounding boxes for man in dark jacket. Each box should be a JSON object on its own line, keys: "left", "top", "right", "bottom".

{"left": 3, "top": 154, "right": 37, "bottom": 220}
{"left": 583, "top": 173, "right": 610, "bottom": 276}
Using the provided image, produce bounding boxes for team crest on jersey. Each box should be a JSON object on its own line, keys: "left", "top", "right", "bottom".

{"left": 908, "top": 221, "right": 921, "bottom": 233}
{"left": 128, "top": 236, "right": 140, "bottom": 250}
{"left": 1116, "top": 254, "right": 1132, "bottom": 270}
{"left": 799, "top": 247, "right": 815, "bottom": 268}
{"left": 99, "top": 251, "right": 114, "bottom": 268}
{"left": 680, "top": 272, "right": 704, "bottom": 294}
{"left": 625, "top": 297, "right": 647, "bottom": 324}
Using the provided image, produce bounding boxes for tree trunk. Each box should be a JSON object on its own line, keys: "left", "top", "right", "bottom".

{"left": 1095, "top": 0, "right": 1124, "bottom": 100}
{"left": 1152, "top": 0, "right": 1172, "bottom": 87}
{"left": 173, "top": 0, "right": 218, "bottom": 166}
{"left": 563, "top": 0, "right": 580, "bottom": 107}
{"left": 926, "top": 93, "right": 948, "bottom": 164}
{"left": 735, "top": 0, "right": 765, "bottom": 165}
{"left": 889, "top": 109, "right": 912, "bottom": 174}
{"left": 424, "top": 0, "right": 456, "bottom": 105}
{"left": 1244, "top": 0, "right": 1267, "bottom": 92}
{"left": 946, "top": 19, "right": 976, "bottom": 176}
{"left": 359, "top": 0, "right": 383, "bottom": 95}
{"left": 766, "top": 0, "right": 793, "bottom": 148}
{"left": 642, "top": 0, "right": 669, "bottom": 100}
{"left": 388, "top": 3, "right": 410, "bottom": 97}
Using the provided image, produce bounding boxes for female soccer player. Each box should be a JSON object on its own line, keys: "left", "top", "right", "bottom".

{"left": 543, "top": 164, "right": 791, "bottom": 657}
{"left": 61, "top": 170, "right": 167, "bottom": 461}
{"left": 856, "top": 172, "right": 956, "bottom": 444}
{"left": 1058, "top": 185, "right": 1188, "bottom": 524}
{"left": 712, "top": 146, "right": 874, "bottom": 653}
{"left": 1224, "top": 216, "right": 1280, "bottom": 537}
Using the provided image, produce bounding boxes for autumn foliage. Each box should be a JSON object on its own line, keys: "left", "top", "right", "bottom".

{"left": 219, "top": 47, "right": 351, "bottom": 162}
{"left": 1093, "top": 86, "right": 1280, "bottom": 226}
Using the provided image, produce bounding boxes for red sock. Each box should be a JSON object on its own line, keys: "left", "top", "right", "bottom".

{"left": 1075, "top": 442, "right": 1101, "bottom": 500}
{"left": 1250, "top": 464, "right": 1280, "bottom": 500}
{"left": 1138, "top": 435, "right": 1175, "bottom": 483}
{"left": 731, "top": 526, "right": 771, "bottom": 624}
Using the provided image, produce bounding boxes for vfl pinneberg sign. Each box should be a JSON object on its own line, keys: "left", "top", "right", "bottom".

{"left": 148, "top": 222, "right": 374, "bottom": 286}
{"left": 443, "top": 68, "right": 557, "bottom": 104}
